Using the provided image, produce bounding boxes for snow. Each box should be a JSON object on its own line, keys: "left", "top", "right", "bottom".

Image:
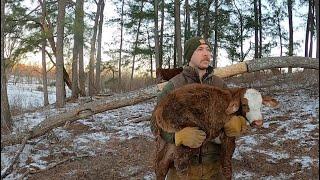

{"left": 1, "top": 75, "right": 319, "bottom": 179}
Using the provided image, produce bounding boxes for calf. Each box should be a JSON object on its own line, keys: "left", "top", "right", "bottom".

{"left": 152, "top": 83, "right": 278, "bottom": 180}
{"left": 156, "top": 68, "right": 183, "bottom": 83}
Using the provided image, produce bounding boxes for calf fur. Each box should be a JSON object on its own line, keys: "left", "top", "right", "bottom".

{"left": 152, "top": 83, "right": 278, "bottom": 180}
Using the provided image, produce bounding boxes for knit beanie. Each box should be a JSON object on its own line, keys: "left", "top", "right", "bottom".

{"left": 184, "top": 37, "right": 211, "bottom": 63}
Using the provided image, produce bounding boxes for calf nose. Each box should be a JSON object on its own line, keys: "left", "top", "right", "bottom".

{"left": 251, "top": 119, "right": 263, "bottom": 128}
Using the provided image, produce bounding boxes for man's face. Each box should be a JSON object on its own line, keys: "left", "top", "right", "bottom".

{"left": 188, "top": 44, "right": 212, "bottom": 70}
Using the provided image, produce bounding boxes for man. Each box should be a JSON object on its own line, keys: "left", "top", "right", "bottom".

{"left": 151, "top": 36, "right": 247, "bottom": 179}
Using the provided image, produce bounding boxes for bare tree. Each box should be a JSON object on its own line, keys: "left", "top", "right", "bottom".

{"left": 118, "top": 0, "right": 125, "bottom": 88}
{"left": 159, "top": 0, "right": 165, "bottom": 67}
{"left": 56, "top": 0, "right": 67, "bottom": 107}
{"left": 287, "top": 0, "right": 293, "bottom": 73}
{"left": 89, "top": 0, "right": 102, "bottom": 96}
{"left": 254, "top": 0, "right": 259, "bottom": 58}
{"left": 77, "top": 0, "right": 85, "bottom": 96}
{"left": 154, "top": 0, "right": 160, "bottom": 71}
{"left": 316, "top": 0, "right": 319, "bottom": 58}
{"left": 174, "top": 0, "right": 182, "bottom": 67}
{"left": 40, "top": 0, "right": 49, "bottom": 106}
{"left": 95, "top": 0, "right": 105, "bottom": 94}
{"left": 1, "top": 0, "right": 12, "bottom": 132}
{"left": 71, "top": 0, "right": 85, "bottom": 99}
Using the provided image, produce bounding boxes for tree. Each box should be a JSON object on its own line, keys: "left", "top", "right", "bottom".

{"left": 316, "top": 0, "right": 319, "bottom": 58}
{"left": 118, "top": 0, "right": 125, "bottom": 87}
{"left": 174, "top": 0, "right": 182, "bottom": 67}
{"left": 287, "top": 0, "right": 293, "bottom": 73}
{"left": 71, "top": 0, "right": 85, "bottom": 99}
{"left": 56, "top": 0, "right": 67, "bottom": 107}
{"left": 154, "top": 0, "right": 160, "bottom": 71}
{"left": 89, "top": 0, "right": 103, "bottom": 96}
{"left": 254, "top": 0, "right": 259, "bottom": 58}
{"left": 1, "top": 0, "right": 13, "bottom": 132}
{"left": 41, "top": 0, "right": 49, "bottom": 106}
{"left": 96, "top": 0, "right": 105, "bottom": 94}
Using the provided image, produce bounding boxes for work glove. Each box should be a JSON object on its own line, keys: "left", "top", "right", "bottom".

{"left": 175, "top": 127, "right": 206, "bottom": 148}
{"left": 224, "top": 116, "right": 248, "bottom": 137}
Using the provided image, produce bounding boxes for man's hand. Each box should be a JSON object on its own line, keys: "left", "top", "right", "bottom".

{"left": 224, "top": 116, "right": 248, "bottom": 137}
{"left": 175, "top": 127, "right": 206, "bottom": 148}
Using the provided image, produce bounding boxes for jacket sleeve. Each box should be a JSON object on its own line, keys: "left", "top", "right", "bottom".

{"left": 150, "top": 82, "right": 175, "bottom": 144}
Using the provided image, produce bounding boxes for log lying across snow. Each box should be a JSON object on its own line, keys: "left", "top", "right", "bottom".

{"left": 1, "top": 91, "right": 156, "bottom": 148}
{"left": 1, "top": 56, "right": 318, "bottom": 148}
{"left": 158, "top": 56, "right": 319, "bottom": 90}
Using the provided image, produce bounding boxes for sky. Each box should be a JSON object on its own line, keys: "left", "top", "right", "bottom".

{"left": 20, "top": 0, "right": 317, "bottom": 69}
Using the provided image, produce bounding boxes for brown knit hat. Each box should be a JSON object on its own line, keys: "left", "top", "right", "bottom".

{"left": 184, "top": 37, "right": 211, "bottom": 63}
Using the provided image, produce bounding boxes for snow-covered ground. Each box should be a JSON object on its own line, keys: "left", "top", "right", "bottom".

{"left": 1, "top": 72, "right": 319, "bottom": 179}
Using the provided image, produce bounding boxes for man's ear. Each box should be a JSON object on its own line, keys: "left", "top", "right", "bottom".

{"left": 262, "top": 96, "right": 279, "bottom": 107}
{"left": 225, "top": 100, "right": 240, "bottom": 114}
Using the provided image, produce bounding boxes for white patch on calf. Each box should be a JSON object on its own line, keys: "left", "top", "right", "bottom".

{"left": 243, "top": 89, "right": 263, "bottom": 124}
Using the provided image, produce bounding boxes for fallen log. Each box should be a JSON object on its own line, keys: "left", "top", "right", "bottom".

{"left": 1, "top": 92, "right": 156, "bottom": 148}
{"left": 158, "top": 56, "right": 319, "bottom": 90}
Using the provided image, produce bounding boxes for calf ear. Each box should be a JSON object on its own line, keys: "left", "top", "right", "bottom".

{"left": 226, "top": 100, "right": 240, "bottom": 114}
{"left": 262, "top": 96, "right": 279, "bottom": 107}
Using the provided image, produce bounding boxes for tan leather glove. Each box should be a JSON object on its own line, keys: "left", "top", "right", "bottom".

{"left": 175, "top": 127, "right": 206, "bottom": 148}
{"left": 224, "top": 116, "right": 248, "bottom": 137}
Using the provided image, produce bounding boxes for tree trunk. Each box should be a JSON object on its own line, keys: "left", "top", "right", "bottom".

{"left": 41, "top": 0, "right": 49, "bottom": 106}
{"left": 287, "top": 0, "right": 293, "bottom": 73}
{"left": 154, "top": 0, "right": 160, "bottom": 72}
{"left": 159, "top": 0, "right": 165, "bottom": 68}
{"left": 42, "top": 40, "right": 49, "bottom": 106}
{"left": 305, "top": 0, "right": 311, "bottom": 57}
{"left": 130, "top": 1, "right": 144, "bottom": 84}
{"left": 174, "top": 0, "right": 182, "bottom": 67}
{"left": 196, "top": 0, "right": 201, "bottom": 36}
{"left": 315, "top": 0, "right": 319, "bottom": 58}
{"left": 309, "top": 0, "right": 314, "bottom": 58}
{"left": 254, "top": 0, "right": 259, "bottom": 58}
{"left": 89, "top": 0, "right": 102, "bottom": 96}
{"left": 203, "top": 0, "right": 213, "bottom": 39}
{"left": 259, "top": 0, "right": 262, "bottom": 58}
{"left": 277, "top": 11, "right": 283, "bottom": 56}
{"left": 72, "top": 0, "right": 84, "bottom": 99}
{"left": 1, "top": 0, "right": 12, "bottom": 132}
{"left": 147, "top": 29, "right": 153, "bottom": 79}
{"left": 77, "top": 0, "right": 85, "bottom": 96}
{"left": 213, "top": 0, "right": 219, "bottom": 68}
{"left": 95, "top": 0, "right": 105, "bottom": 94}
{"left": 118, "top": 0, "right": 124, "bottom": 88}
{"left": 38, "top": 0, "right": 72, "bottom": 91}
{"left": 56, "top": 0, "right": 67, "bottom": 108}
{"left": 184, "top": 0, "right": 190, "bottom": 44}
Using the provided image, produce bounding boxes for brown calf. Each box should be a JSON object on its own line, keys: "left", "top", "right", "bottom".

{"left": 156, "top": 68, "right": 183, "bottom": 82}
{"left": 152, "top": 83, "right": 278, "bottom": 180}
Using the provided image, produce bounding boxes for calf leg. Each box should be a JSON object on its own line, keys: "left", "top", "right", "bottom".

{"left": 220, "top": 133, "right": 236, "bottom": 180}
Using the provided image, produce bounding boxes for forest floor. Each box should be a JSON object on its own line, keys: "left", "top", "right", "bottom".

{"left": 1, "top": 70, "right": 319, "bottom": 180}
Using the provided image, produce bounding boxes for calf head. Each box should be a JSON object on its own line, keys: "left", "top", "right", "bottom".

{"left": 226, "top": 88, "right": 278, "bottom": 128}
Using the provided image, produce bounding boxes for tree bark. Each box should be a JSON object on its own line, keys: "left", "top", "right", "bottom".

{"left": 78, "top": 0, "right": 85, "bottom": 96}
{"left": 95, "top": 0, "right": 105, "bottom": 93}
{"left": 72, "top": 0, "right": 84, "bottom": 99}
{"left": 154, "top": 0, "right": 160, "bottom": 71}
{"left": 196, "top": 0, "right": 201, "bottom": 36}
{"left": 56, "top": 0, "right": 67, "bottom": 108}
{"left": 118, "top": 0, "right": 125, "bottom": 88}
{"left": 159, "top": 0, "right": 165, "bottom": 67}
{"left": 287, "top": 0, "right": 293, "bottom": 73}
{"left": 41, "top": 0, "right": 49, "bottom": 106}
{"left": 174, "top": 0, "right": 182, "bottom": 67}
{"left": 315, "top": 0, "right": 319, "bottom": 58}
{"left": 130, "top": 1, "right": 144, "bottom": 84}
{"left": 89, "top": 0, "right": 102, "bottom": 96}
{"left": 259, "top": 0, "right": 262, "bottom": 58}
{"left": 1, "top": 0, "right": 12, "bottom": 132}
{"left": 254, "top": 0, "right": 259, "bottom": 58}
{"left": 213, "top": 0, "right": 219, "bottom": 68}
{"left": 38, "top": 0, "right": 72, "bottom": 91}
